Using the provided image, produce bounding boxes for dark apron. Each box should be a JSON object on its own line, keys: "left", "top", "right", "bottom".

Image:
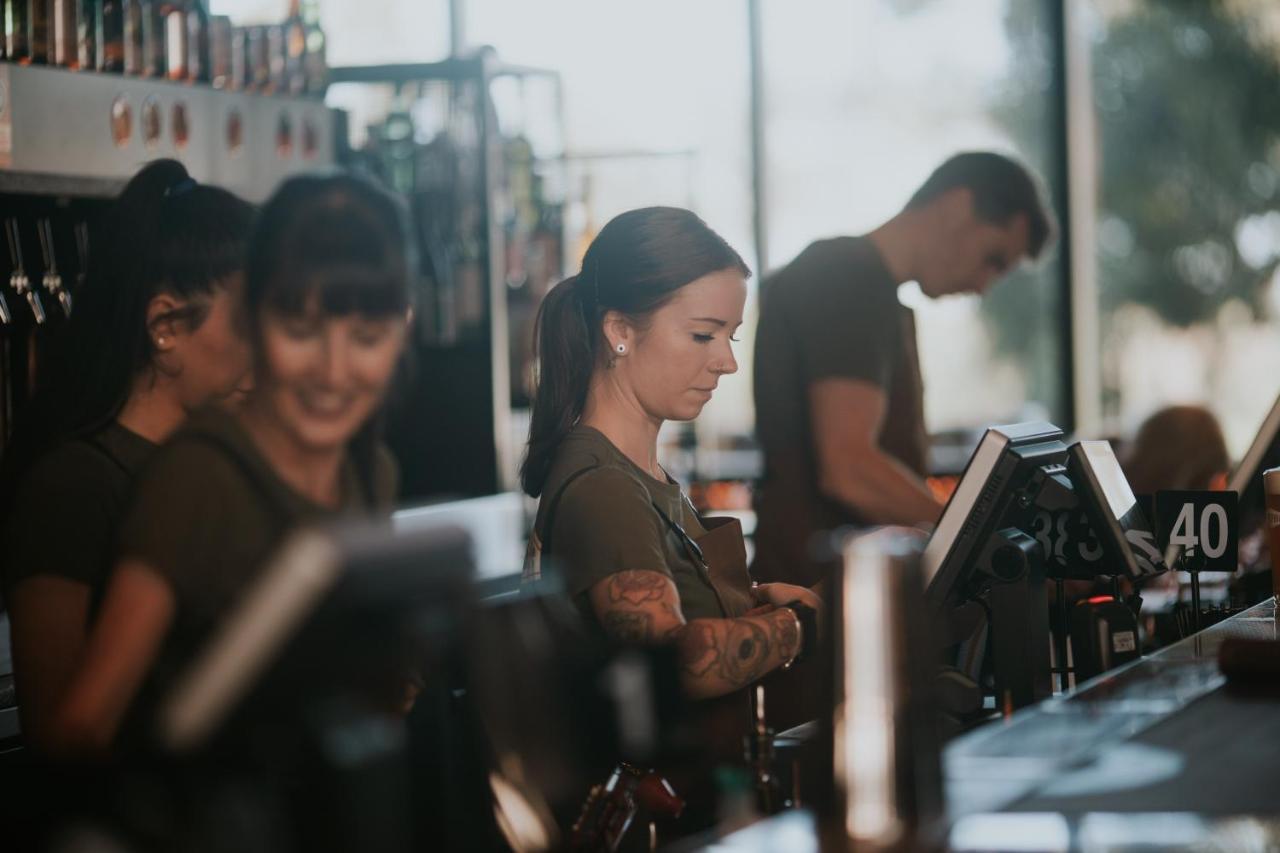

{"left": 657, "top": 511, "right": 757, "bottom": 764}
{"left": 691, "top": 513, "right": 822, "bottom": 738}
{"left": 695, "top": 515, "right": 754, "bottom": 618}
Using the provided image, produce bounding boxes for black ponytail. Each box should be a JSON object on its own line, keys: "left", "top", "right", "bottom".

{"left": 520, "top": 207, "right": 749, "bottom": 497}
{"left": 0, "top": 160, "right": 253, "bottom": 515}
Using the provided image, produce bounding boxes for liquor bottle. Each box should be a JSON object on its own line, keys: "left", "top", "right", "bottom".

{"left": 245, "top": 24, "right": 267, "bottom": 91}
{"left": 208, "top": 13, "right": 229, "bottom": 88}
{"left": 184, "top": 0, "right": 207, "bottom": 83}
{"left": 283, "top": 0, "right": 303, "bottom": 95}
{"left": 50, "top": 0, "right": 77, "bottom": 67}
{"left": 121, "top": 0, "right": 144, "bottom": 74}
{"left": 300, "top": 0, "right": 325, "bottom": 96}
{"left": 228, "top": 24, "right": 247, "bottom": 90}
{"left": 75, "top": 0, "right": 94, "bottom": 68}
{"left": 146, "top": 0, "right": 168, "bottom": 76}
{"left": 163, "top": 0, "right": 185, "bottom": 80}
{"left": 265, "top": 22, "right": 284, "bottom": 94}
{"left": 27, "top": 0, "right": 47, "bottom": 64}
{"left": 96, "top": 0, "right": 124, "bottom": 72}
{"left": 5, "top": 0, "right": 30, "bottom": 62}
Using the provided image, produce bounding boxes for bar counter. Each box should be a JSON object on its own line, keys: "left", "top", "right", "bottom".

{"left": 696, "top": 598, "right": 1280, "bottom": 851}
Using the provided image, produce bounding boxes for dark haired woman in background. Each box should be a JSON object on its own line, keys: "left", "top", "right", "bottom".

{"left": 52, "top": 173, "right": 412, "bottom": 752}
{"left": 523, "top": 206, "right": 821, "bottom": 708}
{"left": 0, "top": 160, "right": 254, "bottom": 750}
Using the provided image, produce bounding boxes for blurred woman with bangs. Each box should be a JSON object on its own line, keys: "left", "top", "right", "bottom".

{"left": 51, "top": 173, "right": 413, "bottom": 753}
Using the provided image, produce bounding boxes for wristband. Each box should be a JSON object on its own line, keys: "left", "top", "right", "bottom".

{"left": 782, "top": 600, "right": 819, "bottom": 664}
{"left": 778, "top": 606, "right": 803, "bottom": 671}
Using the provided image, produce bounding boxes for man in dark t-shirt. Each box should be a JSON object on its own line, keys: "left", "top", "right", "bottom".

{"left": 753, "top": 152, "right": 1056, "bottom": 586}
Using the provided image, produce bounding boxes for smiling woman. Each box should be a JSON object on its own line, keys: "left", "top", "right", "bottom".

{"left": 521, "top": 207, "right": 821, "bottom": 723}
{"left": 50, "top": 174, "right": 413, "bottom": 755}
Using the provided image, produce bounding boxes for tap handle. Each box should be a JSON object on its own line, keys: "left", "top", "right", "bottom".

{"left": 0, "top": 292, "right": 12, "bottom": 326}
{"left": 24, "top": 287, "right": 46, "bottom": 325}
{"left": 57, "top": 288, "right": 72, "bottom": 317}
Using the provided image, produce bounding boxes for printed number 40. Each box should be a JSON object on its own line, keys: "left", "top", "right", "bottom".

{"left": 1169, "top": 502, "right": 1228, "bottom": 559}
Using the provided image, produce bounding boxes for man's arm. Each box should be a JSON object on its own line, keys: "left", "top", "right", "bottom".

{"left": 589, "top": 570, "right": 803, "bottom": 700}
{"left": 809, "top": 377, "right": 943, "bottom": 526}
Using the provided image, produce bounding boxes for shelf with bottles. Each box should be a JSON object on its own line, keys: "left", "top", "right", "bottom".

{"left": 333, "top": 54, "right": 567, "bottom": 356}
{"left": 330, "top": 51, "right": 566, "bottom": 498}
{"left": 0, "top": 61, "right": 336, "bottom": 202}
{"left": 2, "top": 0, "right": 328, "bottom": 98}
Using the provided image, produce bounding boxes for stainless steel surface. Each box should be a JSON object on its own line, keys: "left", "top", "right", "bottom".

{"left": 0, "top": 64, "right": 335, "bottom": 201}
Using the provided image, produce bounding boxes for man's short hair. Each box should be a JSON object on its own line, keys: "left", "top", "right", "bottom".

{"left": 905, "top": 151, "right": 1056, "bottom": 260}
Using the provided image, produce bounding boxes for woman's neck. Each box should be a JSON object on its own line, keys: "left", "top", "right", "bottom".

{"left": 116, "top": 376, "right": 188, "bottom": 444}
{"left": 237, "top": 397, "right": 346, "bottom": 508}
{"left": 580, "top": 377, "right": 664, "bottom": 480}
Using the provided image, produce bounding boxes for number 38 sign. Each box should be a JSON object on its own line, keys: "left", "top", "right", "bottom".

{"left": 1154, "top": 490, "right": 1239, "bottom": 573}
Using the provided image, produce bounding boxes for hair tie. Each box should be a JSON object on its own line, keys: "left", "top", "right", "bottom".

{"left": 165, "top": 177, "right": 198, "bottom": 198}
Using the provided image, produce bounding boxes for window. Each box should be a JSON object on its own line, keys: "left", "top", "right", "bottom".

{"left": 1088, "top": 0, "right": 1280, "bottom": 457}
{"left": 760, "top": 0, "right": 1067, "bottom": 448}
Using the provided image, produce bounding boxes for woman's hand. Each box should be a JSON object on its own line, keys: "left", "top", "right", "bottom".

{"left": 752, "top": 582, "right": 821, "bottom": 612}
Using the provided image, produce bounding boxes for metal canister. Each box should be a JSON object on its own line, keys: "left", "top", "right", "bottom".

{"left": 822, "top": 527, "right": 944, "bottom": 852}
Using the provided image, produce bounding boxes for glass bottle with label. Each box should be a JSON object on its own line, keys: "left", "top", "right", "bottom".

{"left": 184, "top": 0, "right": 207, "bottom": 83}
{"left": 50, "top": 0, "right": 77, "bottom": 67}
{"left": 300, "top": 0, "right": 325, "bottom": 96}
{"left": 246, "top": 24, "right": 268, "bottom": 91}
{"left": 26, "top": 0, "right": 48, "bottom": 64}
{"left": 228, "top": 24, "right": 248, "bottom": 90}
{"left": 96, "top": 0, "right": 124, "bottom": 72}
{"left": 5, "top": 0, "right": 30, "bottom": 61}
{"left": 264, "top": 22, "right": 284, "bottom": 94}
{"left": 75, "top": 0, "right": 95, "bottom": 68}
{"left": 121, "top": 0, "right": 146, "bottom": 75}
{"left": 208, "top": 13, "right": 229, "bottom": 88}
{"left": 163, "top": 0, "right": 185, "bottom": 80}
{"left": 282, "top": 0, "right": 304, "bottom": 94}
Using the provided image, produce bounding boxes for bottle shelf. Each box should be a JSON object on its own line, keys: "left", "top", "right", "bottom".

{"left": 0, "top": 63, "right": 335, "bottom": 200}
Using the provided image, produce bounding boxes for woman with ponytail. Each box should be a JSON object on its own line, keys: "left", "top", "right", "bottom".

{"left": 522, "top": 207, "right": 821, "bottom": 709}
{"left": 52, "top": 172, "right": 411, "bottom": 754}
{"left": 0, "top": 160, "right": 254, "bottom": 750}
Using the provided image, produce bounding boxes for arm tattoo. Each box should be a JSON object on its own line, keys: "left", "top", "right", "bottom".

{"left": 606, "top": 571, "right": 669, "bottom": 607}
{"left": 680, "top": 622, "right": 721, "bottom": 677}
{"left": 721, "top": 619, "right": 771, "bottom": 684}
{"left": 602, "top": 610, "right": 654, "bottom": 644}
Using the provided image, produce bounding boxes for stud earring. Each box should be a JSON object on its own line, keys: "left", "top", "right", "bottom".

{"left": 156, "top": 337, "right": 166, "bottom": 346}
{"left": 616, "top": 343, "right": 626, "bottom": 354}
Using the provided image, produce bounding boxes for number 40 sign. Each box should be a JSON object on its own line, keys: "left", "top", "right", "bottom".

{"left": 1154, "top": 490, "right": 1239, "bottom": 573}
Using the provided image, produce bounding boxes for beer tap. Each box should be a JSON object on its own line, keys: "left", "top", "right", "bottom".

{"left": 38, "top": 219, "right": 72, "bottom": 318}
{"left": 5, "top": 219, "right": 45, "bottom": 325}
{"left": 746, "top": 684, "right": 781, "bottom": 815}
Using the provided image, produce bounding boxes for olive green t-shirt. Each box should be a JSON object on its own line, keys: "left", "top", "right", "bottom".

{"left": 116, "top": 407, "right": 398, "bottom": 696}
{"left": 2, "top": 422, "right": 157, "bottom": 613}
{"left": 526, "top": 426, "right": 726, "bottom": 623}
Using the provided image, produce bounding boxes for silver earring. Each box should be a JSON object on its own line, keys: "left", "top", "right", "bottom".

{"left": 616, "top": 343, "right": 626, "bottom": 354}
{"left": 156, "top": 337, "right": 166, "bottom": 346}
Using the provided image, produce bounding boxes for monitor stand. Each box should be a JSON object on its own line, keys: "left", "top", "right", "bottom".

{"left": 943, "top": 527, "right": 1053, "bottom": 718}
{"left": 982, "top": 528, "right": 1052, "bottom": 711}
